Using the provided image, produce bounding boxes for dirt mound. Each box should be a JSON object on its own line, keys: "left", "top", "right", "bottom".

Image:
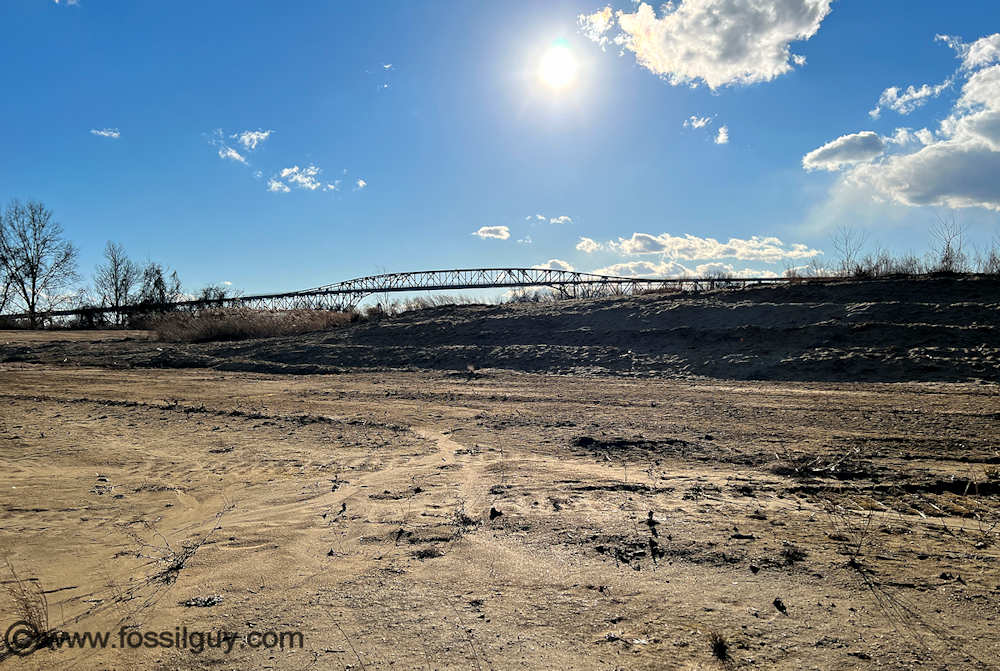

{"left": 3, "top": 276, "right": 998, "bottom": 382}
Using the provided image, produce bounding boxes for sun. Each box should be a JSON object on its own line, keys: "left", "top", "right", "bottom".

{"left": 538, "top": 42, "right": 578, "bottom": 89}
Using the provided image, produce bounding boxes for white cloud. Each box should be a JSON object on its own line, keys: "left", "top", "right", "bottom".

{"left": 813, "top": 34, "right": 1000, "bottom": 212}
{"left": 610, "top": 232, "right": 821, "bottom": 261}
{"left": 534, "top": 259, "right": 575, "bottom": 271}
{"left": 218, "top": 146, "right": 247, "bottom": 164}
{"left": 579, "top": 6, "right": 614, "bottom": 49}
{"left": 355, "top": 178, "right": 367, "bottom": 190}
{"left": 683, "top": 115, "right": 712, "bottom": 129}
{"left": 576, "top": 237, "right": 602, "bottom": 253}
{"left": 715, "top": 125, "right": 729, "bottom": 144}
{"left": 549, "top": 215, "right": 572, "bottom": 224}
{"left": 325, "top": 181, "right": 341, "bottom": 191}
{"left": 518, "top": 235, "right": 533, "bottom": 245}
{"left": 267, "top": 179, "right": 290, "bottom": 193}
{"left": 383, "top": 63, "right": 393, "bottom": 70}
{"left": 90, "top": 128, "right": 120, "bottom": 139}
{"left": 579, "top": 0, "right": 832, "bottom": 90}
{"left": 693, "top": 262, "right": 779, "bottom": 278}
{"left": 869, "top": 80, "right": 952, "bottom": 119}
{"left": 53, "top": 0, "right": 79, "bottom": 5}
{"left": 232, "top": 129, "right": 272, "bottom": 150}
{"left": 592, "top": 260, "right": 695, "bottom": 277}
{"left": 474, "top": 226, "right": 510, "bottom": 240}
{"left": 938, "top": 33, "right": 1000, "bottom": 71}
{"left": 592, "top": 259, "right": 777, "bottom": 278}
{"left": 802, "top": 131, "right": 885, "bottom": 171}
{"left": 279, "top": 164, "right": 321, "bottom": 190}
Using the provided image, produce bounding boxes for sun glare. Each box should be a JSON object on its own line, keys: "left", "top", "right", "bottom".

{"left": 538, "top": 43, "right": 577, "bottom": 89}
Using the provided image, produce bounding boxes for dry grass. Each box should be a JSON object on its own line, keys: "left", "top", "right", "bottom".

{"left": 152, "top": 308, "right": 356, "bottom": 343}
{"left": 2, "top": 558, "right": 49, "bottom": 655}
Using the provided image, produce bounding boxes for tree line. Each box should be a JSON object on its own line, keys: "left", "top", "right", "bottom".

{"left": 0, "top": 199, "right": 235, "bottom": 327}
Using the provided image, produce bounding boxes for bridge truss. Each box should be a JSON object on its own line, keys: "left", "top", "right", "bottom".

{"left": 1, "top": 267, "right": 801, "bottom": 323}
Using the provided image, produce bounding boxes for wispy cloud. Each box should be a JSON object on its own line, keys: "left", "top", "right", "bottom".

{"left": 474, "top": 226, "right": 510, "bottom": 240}
{"left": 277, "top": 165, "right": 321, "bottom": 190}
{"left": 218, "top": 146, "right": 247, "bottom": 164}
{"left": 549, "top": 215, "right": 572, "bottom": 224}
{"left": 355, "top": 178, "right": 367, "bottom": 190}
{"left": 232, "top": 129, "right": 272, "bottom": 150}
{"left": 267, "top": 179, "right": 290, "bottom": 193}
{"left": 90, "top": 128, "right": 120, "bottom": 139}
{"left": 683, "top": 115, "right": 712, "bottom": 129}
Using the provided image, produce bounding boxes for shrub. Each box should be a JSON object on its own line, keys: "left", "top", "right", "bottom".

{"left": 151, "top": 308, "right": 356, "bottom": 343}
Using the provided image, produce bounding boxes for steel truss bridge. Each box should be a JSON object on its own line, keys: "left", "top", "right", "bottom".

{"left": 2, "top": 267, "right": 810, "bottom": 322}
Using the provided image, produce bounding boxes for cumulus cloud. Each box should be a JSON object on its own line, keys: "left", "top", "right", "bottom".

{"left": 938, "top": 33, "right": 1000, "bottom": 71}
{"left": 267, "top": 179, "right": 290, "bottom": 193}
{"left": 576, "top": 237, "right": 602, "bottom": 253}
{"left": 693, "top": 262, "right": 780, "bottom": 278}
{"left": 579, "top": 0, "right": 832, "bottom": 90}
{"left": 232, "top": 129, "right": 272, "bottom": 150}
{"left": 592, "top": 259, "right": 777, "bottom": 278}
{"left": 534, "top": 259, "right": 575, "bottom": 271}
{"left": 812, "top": 33, "right": 1000, "bottom": 211}
{"left": 592, "top": 260, "right": 695, "bottom": 277}
{"left": 218, "top": 146, "right": 247, "bottom": 164}
{"left": 90, "top": 128, "right": 120, "bottom": 139}
{"left": 355, "top": 178, "right": 367, "bottom": 190}
{"left": 474, "top": 226, "right": 510, "bottom": 240}
{"left": 278, "top": 164, "right": 321, "bottom": 190}
{"left": 549, "top": 215, "right": 572, "bottom": 224}
{"left": 802, "top": 131, "right": 886, "bottom": 171}
{"left": 715, "top": 125, "right": 730, "bottom": 144}
{"left": 683, "top": 115, "right": 712, "bottom": 129}
{"left": 610, "top": 232, "right": 820, "bottom": 261}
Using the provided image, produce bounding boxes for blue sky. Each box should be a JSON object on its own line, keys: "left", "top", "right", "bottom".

{"left": 2, "top": 1, "right": 1000, "bottom": 295}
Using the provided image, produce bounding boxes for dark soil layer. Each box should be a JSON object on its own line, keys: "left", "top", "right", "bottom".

{"left": 2, "top": 276, "right": 998, "bottom": 381}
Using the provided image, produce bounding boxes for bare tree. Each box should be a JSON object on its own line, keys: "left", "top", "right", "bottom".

{"left": 0, "top": 271, "right": 11, "bottom": 314}
{"left": 830, "top": 224, "right": 867, "bottom": 275}
{"left": 94, "top": 241, "right": 141, "bottom": 325}
{"left": 138, "top": 262, "right": 183, "bottom": 305}
{"left": 930, "top": 214, "right": 969, "bottom": 273}
{"left": 0, "top": 200, "right": 79, "bottom": 327}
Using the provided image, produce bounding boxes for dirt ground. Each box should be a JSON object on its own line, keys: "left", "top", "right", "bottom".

{"left": 4, "top": 276, "right": 999, "bottom": 382}
{"left": 2, "top": 340, "right": 999, "bottom": 669}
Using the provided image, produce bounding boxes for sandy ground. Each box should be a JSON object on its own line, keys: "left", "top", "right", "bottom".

{"left": 2, "top": 354, "right": 999, "bottom": 669}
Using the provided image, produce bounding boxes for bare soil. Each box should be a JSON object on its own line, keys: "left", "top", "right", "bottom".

{"left": 1, "top": 359, "right": 998, "bottom": 669}
{"left": 1, "top": 279, "right": 998, "bottom": 669}
{"left": 3, "top": 276, "right": 999, "bottom": 382}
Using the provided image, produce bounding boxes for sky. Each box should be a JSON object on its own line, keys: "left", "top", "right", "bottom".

{"left": 2, "top": 0, "right": 1000, "bottom": 296}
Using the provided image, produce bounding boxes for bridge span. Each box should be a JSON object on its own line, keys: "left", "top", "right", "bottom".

{"left": 2, "top": 267, "right": 802, "bottom": 322}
